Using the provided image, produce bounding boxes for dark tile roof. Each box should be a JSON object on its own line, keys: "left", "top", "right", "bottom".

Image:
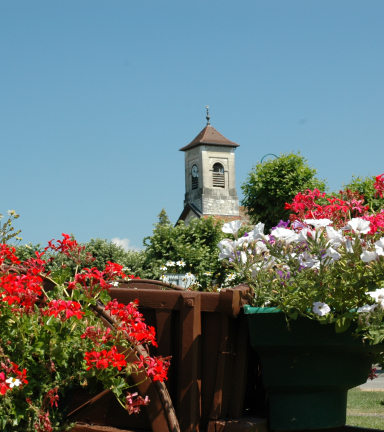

{"left": 179, "top": 125, "right": 240, "bottom": 152}
{"left": 176, "top": 203, "right": 203, "bottom": 225}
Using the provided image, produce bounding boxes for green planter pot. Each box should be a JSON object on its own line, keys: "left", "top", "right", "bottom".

{"left": 244, "top": 305, "right": 383, "bottom": 430}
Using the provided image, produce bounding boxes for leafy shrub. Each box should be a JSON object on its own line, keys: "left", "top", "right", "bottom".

{"left": 142, "top": 210, "right": 252, "bottom": 289}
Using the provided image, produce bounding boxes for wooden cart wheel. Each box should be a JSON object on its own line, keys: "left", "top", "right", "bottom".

{"left": 67, "top": 301, "right": 180, "bottom": 432}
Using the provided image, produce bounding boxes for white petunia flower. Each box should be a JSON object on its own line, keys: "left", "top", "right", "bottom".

{"left": 304, "top": 219, "right": 332, "bottom": 230}
{"left": 254, "top": 240, "right": 268, "bottom": 255}
{"left": 253, "top": 223, "right": 266, "bottom": 240}
{"left": 375, "top": 238, "right": 384, "bottom": 256}
{"left": 271, "top": 228, "right": 298, "bottom": 243}
{"left": 361, "top": 250, "right": 378, "bottom": 263}
{"left": 326, "top": 226, "right": 344, "bottom": 248}
{"left": 357, "top": 304, "right": 377, "bottom": 313}
{"left": 345, "top": 239, "right": 354, "bottom": 253}
{"left": 6, "top": 377, "right": 21, "bottom": 388}
{"left": 312, "top": 302, "right": 331, "bottom": 316}
{"left": 240, "top": 251, "right": 247, "bottom": 265}
{"left": 367, "top": 288, "right": 384, "bottom": 306}
{"left": 296, "top": 228, "right": 312, "bottom": 243}
{"left": 217, "top": 237, "right": 249, "bottom": 261}
{"left": 222, "top": 220, "right": 243, "bottom": 235}
{"left": 323, "top": 247, "right": 341, "bottom": 262}
{"left": 343, "top": 218, "right": 371, "bottom": 235}
{"left": 298, "top": 252, "right": 320, "bottom": 269}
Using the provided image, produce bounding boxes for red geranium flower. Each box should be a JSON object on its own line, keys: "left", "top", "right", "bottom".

{"left": 44, "top": 300, "right": 84, "bottom": 321}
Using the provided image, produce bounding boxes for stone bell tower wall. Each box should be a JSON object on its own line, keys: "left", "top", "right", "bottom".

{"left": 184, "top": 145, "right": 239, "bottom": 216}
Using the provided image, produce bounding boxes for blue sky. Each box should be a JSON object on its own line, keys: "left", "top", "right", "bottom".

{"left": 1, "top": 1, "right": 383, "bottom": 250}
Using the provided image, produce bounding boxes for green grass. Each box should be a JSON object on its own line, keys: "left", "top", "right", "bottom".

{"left": 347, "top": 388, "right": 384, "bottom": 429}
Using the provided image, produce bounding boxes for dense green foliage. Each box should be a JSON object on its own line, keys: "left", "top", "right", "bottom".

{"left": 82, "top": 238, "right": 147, "bottom": 278}
{"left": 142, "top": 210, "right": 251, "bottom": 287}
{"left": 241, "top": 152, "right": 327, "bottom": 230}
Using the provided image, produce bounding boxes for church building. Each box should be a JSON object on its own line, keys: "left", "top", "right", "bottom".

{"left": 178, "top": 108, "right": 249, "bottom": 225}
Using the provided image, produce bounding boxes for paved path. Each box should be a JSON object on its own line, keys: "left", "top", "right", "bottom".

{"left": 358, "top": 369, "right": 384, "bottom": 391}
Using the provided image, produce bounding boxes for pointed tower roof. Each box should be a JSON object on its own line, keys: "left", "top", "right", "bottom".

{"left": 179, "top": 125, "right": 240, "bottom": 152}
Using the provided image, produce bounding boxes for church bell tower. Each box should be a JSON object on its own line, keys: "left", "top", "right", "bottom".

{"left": 178, "top": 108, "right": 240, "bottom": 223}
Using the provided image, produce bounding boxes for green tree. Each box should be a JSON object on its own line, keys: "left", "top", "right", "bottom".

{"left": 83, "top": 238, "right": 147, "bottom": 278}
{"left": 241, "top": 152, "right": 327, "bottom": 230}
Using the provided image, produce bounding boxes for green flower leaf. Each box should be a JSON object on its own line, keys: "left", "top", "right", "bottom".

{"left": 335, "top": 317, "right": 351, "bottom": 333}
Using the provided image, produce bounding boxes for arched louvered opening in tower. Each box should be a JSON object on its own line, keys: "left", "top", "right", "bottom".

{"left": 192, "top": 176, "right": 198, "bottom": 189}
{"left": 212, "top": 163, "right": 225, "bottom": 188}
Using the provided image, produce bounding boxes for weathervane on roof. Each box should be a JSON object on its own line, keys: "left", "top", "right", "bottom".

{"left": 205, "top": 106, "right": 210, "bottom": 126}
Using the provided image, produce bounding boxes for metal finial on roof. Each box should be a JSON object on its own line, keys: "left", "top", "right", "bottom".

{"left": 205, "top": 106, "right": 210, "bottom": 126}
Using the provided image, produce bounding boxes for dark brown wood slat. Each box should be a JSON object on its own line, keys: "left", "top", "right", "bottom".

{"left": 155, "top": 309, "right": 174, "bottom": 393}
{"left": 201, "top": 312, "right": 223, "bottom": 427}
{"left": 177, "top": 292, "right": 202, "bottom": 432}
{"left": 209, "top": 315, "right": 236, "bottom": 420}
{"left": 228, "top": 314, "right": 249, "bottom": 419}
{"left": 155, "top": 309, "right": 173, "bottom": 357}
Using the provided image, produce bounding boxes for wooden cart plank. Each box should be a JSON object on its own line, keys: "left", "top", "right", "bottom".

{"left": 177, "top": 292, "right": 202, "bottom": 432}
{"left": 201, "top": 312, "right": 223, "bottom": 427}
{"left": 110, "top": 286, "right": 251, "bottom": 317}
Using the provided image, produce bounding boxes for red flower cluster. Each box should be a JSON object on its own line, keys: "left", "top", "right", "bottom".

{"left": 0, "top": 360, "right": 28, "bottom": 395}
{"left": 105, "top": 299, "right": 158, "bottom": 347}
{"left": 125, "top": 392, "right": 150, "bottom": 415}
{"left": 45, "top": 388, "right": 59, "bottom": 408}
{"left": 286, "top": 189, "right": 370, "bottom": 229}
{"left": 22, "top": 251, "right": 50, "bottom": 276}
{"left": 363, "top": 210, "right": 384, "bottom": 235}
{"left": 374, "top": 174, "right": 384, "bottom": 198}
{"left": 84, "top": 346, "right": 127, "bottom": 371}
{"left": 0, "top": 272, "right": 42, "bottom": 312}
{"left": 44, "top": 299, "right": 84, "bottom": 321}
{"left": 81, "top": 326, "right": 115, "bottom": 347}
{"left": 46, "top": 233, "right": 95, "bottom": 266}
{"left": 34, "top": 411, "right": 53, "bottom": 432}
{"left": 104, "top": 261, "right": 127, "bottom": 280}
{"left": 136, "top": 355, "right": 170, "bottom": 382}
{"left": 0, "top": 244, "right": 20, "bottom": 267}
{"left": 68, "top": 267, "right": 114, "bottom": 298}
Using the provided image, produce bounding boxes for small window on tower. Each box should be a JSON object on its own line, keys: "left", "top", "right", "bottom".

{"left": 213, "top": 163, "right": 225, "bottom": 188}
{"left": 191, "top": 164, "right": 198, "bottom": 190}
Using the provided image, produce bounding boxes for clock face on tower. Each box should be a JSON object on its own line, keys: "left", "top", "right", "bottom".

{"left": 191, "top": 165, "right": 198, "bottom": 178}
